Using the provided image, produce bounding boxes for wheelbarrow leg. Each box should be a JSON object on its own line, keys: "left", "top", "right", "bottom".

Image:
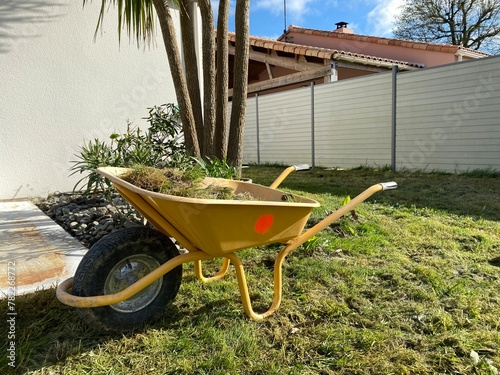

{"left": 194, "top": 258, "right": 231, "bottom": 282}
{"left": 225, "top": 244, "right": 294, "bottom": 321}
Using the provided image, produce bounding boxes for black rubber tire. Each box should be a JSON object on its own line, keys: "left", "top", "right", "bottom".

{"left": 72, "top": 227, "right": 182, "bottom": 332}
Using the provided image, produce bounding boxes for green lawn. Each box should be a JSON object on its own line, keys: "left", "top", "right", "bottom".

{"left": 1, "top": 165, "right": 499, "bottom": 374}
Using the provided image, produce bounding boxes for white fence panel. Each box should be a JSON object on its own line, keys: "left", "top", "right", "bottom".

{"left": 314, "top": 73, "right": 393, "bottom": 168}
{"left": 256, "top": 87, "right": 312, "bottom": 165}
{"left": 396, "top": 57, "right": 500, "bottom": 172}
{"left": 241, "top": 55, "right": 500, "bottom": 173}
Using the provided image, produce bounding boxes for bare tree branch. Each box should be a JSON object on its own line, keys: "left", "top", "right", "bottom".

{"left": 394, "top": 0, "right": 500, "bottom": 52}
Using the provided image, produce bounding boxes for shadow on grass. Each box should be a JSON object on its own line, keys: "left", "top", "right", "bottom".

{"left": 243, "top": 166, "right": 500, "bottom": 222}
{"left": 0, "top": 287, "right": 242, "bottom": 373}
{"left": 489, "top": 256, "right": 500, "bottom": 267}
{"left": 0, "top": 288, "right": 123, "bottom": 372}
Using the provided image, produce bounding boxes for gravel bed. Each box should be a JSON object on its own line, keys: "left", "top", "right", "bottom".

{"left": 36, "top": 192, "right": 144, "bottom": 248}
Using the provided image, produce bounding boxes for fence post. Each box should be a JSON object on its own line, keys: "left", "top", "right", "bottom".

{"left": 391, "top": 65, "right": 398, "bottom": 172}
{"left": 255, "top": 93, "right": 260, "bottom": 164}
{"left": 311, "top": 82, "right": 316, "bottom": 169}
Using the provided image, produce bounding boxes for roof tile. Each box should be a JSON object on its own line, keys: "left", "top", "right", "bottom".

{"left": 282, "top": 25, "right": 490, "bottom": 56}
{"left": 225, "top": 31, "right": 425, "bottom": 68}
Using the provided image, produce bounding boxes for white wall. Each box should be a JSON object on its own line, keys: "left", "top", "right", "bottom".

{"left": 0, "top": 0, "right": 179, "bottom": 199}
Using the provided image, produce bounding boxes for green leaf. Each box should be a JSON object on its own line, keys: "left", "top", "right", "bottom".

{"left": 342, "top": 195, "right": 351, "bottom": 206}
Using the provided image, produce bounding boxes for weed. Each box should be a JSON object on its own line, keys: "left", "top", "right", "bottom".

{"left": 193, "top": 156, "right": 240, "bottom": 179}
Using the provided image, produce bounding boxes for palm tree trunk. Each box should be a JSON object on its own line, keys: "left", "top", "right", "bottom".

{"left": 198, "top": 0, "right": 216, "bottom": 158}
{"left": 179, "top": 0, "right": 204, "bottom": 154}
{"left": 227, "top": 0, "right": 250, "bottom": 168}
{"left": 214, "top": 0, "right": 230, "bottom": 160}
{"left": 152, "top": 0, "right": 200, "bottom": 157}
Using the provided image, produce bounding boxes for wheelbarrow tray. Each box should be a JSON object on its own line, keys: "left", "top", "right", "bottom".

{"left": 98, "top": 167, "right": 320, "bottom": 256}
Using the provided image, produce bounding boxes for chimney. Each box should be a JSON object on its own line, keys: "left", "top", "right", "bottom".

{"left": 333, "top": 21, "right": 353, "bottom": 34}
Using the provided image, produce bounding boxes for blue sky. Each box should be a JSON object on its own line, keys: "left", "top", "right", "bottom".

{"left": 217, "top": 0, "right": 405, "bottom": 40}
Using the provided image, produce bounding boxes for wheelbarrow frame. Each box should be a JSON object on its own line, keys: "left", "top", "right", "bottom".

{"left": 57, "top": 165, "right": 396, "bottom": 321}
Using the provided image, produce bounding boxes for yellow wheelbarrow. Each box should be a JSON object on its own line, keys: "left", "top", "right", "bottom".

{"left": 57, "top": 165, "right": 397, "bottom": 331}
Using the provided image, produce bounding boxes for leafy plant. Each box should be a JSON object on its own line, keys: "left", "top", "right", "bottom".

{"left": 301, "top": 235, "right": 330, "bottom": 256}
{"left": 70, "top": 104, "right": 189, "bottom": 195}
{"left": 342, "top": 195, "right": 351, "bottom": 206}
{"left": 193, "top": 156, "right": 240, "bottom": 179}
{"left": 321, "top": 195, "right": 360, "bottom": 237}
{"left": 70, "top": 139, "right": 117, "bottom": 194}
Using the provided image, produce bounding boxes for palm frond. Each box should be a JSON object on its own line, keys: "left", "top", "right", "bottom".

{"left": 83, "top": 0, "right": 156, "bottom": 44}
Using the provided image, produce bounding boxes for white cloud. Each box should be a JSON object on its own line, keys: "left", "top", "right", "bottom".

{"left": 366, "top": 0, "right": 405, "bottom": 36}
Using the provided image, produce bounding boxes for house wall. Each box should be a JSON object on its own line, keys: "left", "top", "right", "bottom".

{"left": 288, "top": 32, "right": 456, "bottom": 67}
{"left": 338, "top": 67, "right": 374, "bottom": 80}
{"left": 242, "top": 56, "right": 500, "bottom": 173}
{"left": 0, "top": 1, "right": 181, "bottom": 199}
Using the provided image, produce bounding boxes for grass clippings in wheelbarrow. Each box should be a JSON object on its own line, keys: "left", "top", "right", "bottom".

{"left": 121, "top": 165, "right": 256, "bottom": 200}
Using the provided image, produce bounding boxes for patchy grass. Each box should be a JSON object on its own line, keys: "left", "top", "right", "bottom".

{"left": 122, "top": 165, "right": 254, "bottom": 200}
{"left": 1, "top": 165, "right": 499, "bottom": 374}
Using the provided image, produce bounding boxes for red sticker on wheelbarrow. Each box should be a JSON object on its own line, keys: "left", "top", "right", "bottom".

{"left": 255, "top": 214, "right": 274, "bottom": 234}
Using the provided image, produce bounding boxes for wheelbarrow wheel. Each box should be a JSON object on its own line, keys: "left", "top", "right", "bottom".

{"left": 72, "top": 226, "right": 182, "bottom": 332}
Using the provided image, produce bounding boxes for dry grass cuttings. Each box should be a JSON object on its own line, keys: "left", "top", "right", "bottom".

{"left": 121, "top": 165, "right": 256, "bottom": 200}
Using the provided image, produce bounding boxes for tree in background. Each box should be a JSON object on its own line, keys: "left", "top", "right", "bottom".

{"left": 84, "top": 0, "right": 250, "bottom": 168}
{"left": 393, "top": 0, "right": 500, "bottom": 53}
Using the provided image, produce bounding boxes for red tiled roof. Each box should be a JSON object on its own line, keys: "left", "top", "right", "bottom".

{"left": 281, "top": 25, "right": 491, "bottom": 56}
{"left": 227, "top": 31, "right": 424, "bottom": 69}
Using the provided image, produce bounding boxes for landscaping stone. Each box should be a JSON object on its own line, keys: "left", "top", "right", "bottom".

{"left": 36, "top": 192, "right": 143, "bottom": 248}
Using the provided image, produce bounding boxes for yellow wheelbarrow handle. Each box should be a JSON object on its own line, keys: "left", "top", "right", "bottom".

{"left": 269, "top": 164, "right": 310, "bottom": 189}
{"left": 294, "top": 182, "right": 397, "bottom": 244}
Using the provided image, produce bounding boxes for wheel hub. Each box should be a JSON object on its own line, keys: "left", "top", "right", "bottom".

{"left": 104, "top": 254, "right": 163, "bottom": 313}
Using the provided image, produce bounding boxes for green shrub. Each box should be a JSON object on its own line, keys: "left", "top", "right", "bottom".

{"left": 70, "top": 104, "right": 189, "bottom": 195}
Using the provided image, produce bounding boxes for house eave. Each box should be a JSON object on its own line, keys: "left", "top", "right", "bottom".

{"left": 333, "top": 53, "right": 422, "bottom": 70}
{"left": 455, "top": 48, "right": 491, "bottom": 59}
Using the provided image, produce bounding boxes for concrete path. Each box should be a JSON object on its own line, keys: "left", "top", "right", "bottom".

{"left": 0, "top": 200, "right": 87, "bottom": 296}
